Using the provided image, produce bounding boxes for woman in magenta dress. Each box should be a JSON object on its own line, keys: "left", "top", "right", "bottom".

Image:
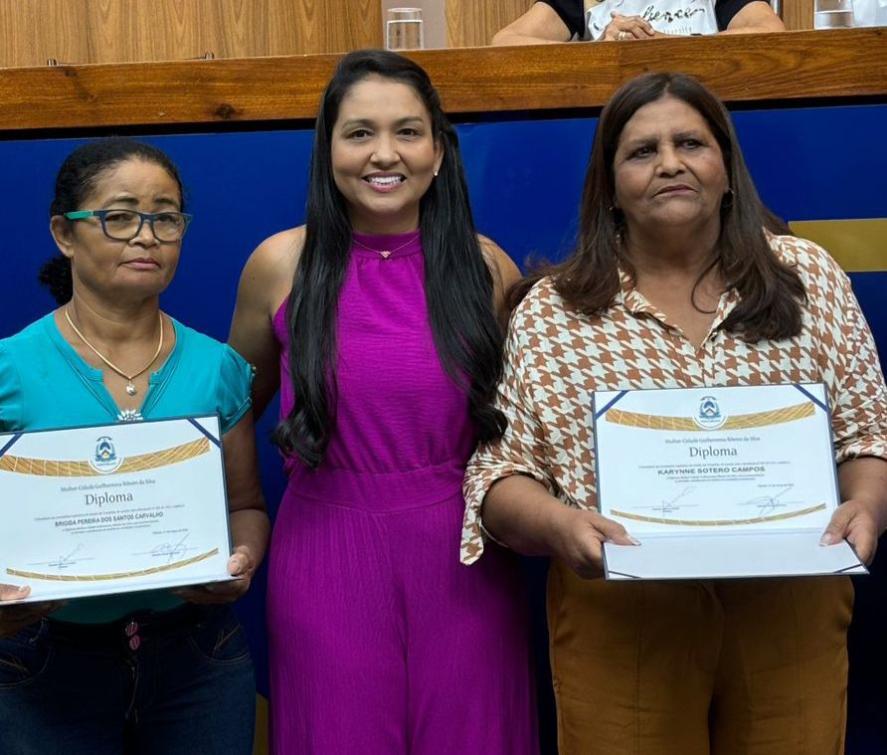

{"left": 229, "top": 50, "right": 537, "bottom": 754}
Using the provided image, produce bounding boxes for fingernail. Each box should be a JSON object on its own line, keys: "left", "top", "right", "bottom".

{"left": 820, "top": 534, "right": 834, "bottom": 546}
{"left": 629, "top": 536, "right": 642, "bottom": 546}
{"left": 17, "top": 585, "right": 28, "bottom": 592}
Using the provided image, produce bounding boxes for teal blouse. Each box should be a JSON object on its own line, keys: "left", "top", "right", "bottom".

{"left": 0, "top": 313, "right": 253, "bottom": 623}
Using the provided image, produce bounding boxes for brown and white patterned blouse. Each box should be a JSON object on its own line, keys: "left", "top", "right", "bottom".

{"left": 461, "top": 234, "right": 887, "bottom": 565}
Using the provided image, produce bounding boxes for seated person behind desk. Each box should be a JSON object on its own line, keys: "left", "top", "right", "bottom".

{"left": 492, "top": 0, "right": 783, "bottom": 44}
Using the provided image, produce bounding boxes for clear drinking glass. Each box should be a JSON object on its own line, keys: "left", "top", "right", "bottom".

{"left": 386, "top": 7, "right": 424, "bottom": 50}
{"left": 814, "top": 0, "right": 855, "bottom": 27}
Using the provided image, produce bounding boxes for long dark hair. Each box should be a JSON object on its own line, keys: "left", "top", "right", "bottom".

{"left": 40, "top": 138, "right": 186, "bottom": 305}
{"left": 274, "top": 49, "right": 506, "bottom": 468}
{"left": 512, "top": 72, "right": 805, "bottom": 342}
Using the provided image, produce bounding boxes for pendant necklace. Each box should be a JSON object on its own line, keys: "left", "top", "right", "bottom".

{"left": 64, "top": 307, "right": 164, "bottom": 396}
{"left": 351, "top": 231, "right": 420, "bottom": 259}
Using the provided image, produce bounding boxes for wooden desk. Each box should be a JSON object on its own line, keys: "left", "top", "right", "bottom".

{"left": 0, "top": 28, "right": 883, "bottom": 132}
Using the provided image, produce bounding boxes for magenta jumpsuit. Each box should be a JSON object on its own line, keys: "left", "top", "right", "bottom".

{"left": 266, "top": 231, "right": 537, "bottom": 754}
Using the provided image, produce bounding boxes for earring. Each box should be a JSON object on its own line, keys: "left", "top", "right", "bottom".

{"left": 721, "top": 188, "right": 734, "bottom": 210}
{"left": 610, "top": 204, "right": 625, "bottom": 243}
{"left": 433, "top": 169, "right": 439, "bottom": 177}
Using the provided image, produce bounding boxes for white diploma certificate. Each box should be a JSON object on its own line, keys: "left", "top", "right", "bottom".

{"left": 593, "top": 384, "right": 867, "bottom": 580}
{"left": 0, "top": 415, "right": 234, "bottom": 602}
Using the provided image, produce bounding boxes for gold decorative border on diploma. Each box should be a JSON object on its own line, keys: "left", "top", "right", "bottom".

{"left": 610, "top": 502, "right": 826, "bottom": 526}
{"left": 605, "top": 401, "right": 815, "bottom": 432}
{"left": 0, "top": 437, "right": 210, "bottom": 477}
{"left": 5, "top": 547, "right": 219, "bottom": 582}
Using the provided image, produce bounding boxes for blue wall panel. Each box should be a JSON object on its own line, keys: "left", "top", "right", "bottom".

{"left": 0, "top": 101, "right": 884, "bottom": 752}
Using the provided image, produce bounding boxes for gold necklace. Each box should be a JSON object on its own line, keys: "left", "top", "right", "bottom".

{"left": 351, "top": 231, "right": 420, "bottom": 259}
{"left": 64, "top": 307, "right": 164, "bottom": 397}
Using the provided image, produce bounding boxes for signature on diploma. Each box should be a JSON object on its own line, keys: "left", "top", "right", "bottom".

{"left": 739, "top": 484, "right": 795, "bottom": 516}
{"left": 149, "top": 532, "right": 192, "bottom": 563}
{"left": 29, "top": 543, "right": 92, "bottom": 570}
{"left": 653, "top": 486, "right": 695, "bottom": 515}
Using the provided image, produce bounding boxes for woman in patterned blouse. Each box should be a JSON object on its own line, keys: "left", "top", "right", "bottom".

{"left": 462, "top": 72, "right": 887, "bottom": 755}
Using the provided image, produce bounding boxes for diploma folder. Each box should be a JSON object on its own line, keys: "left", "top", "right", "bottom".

{"left": 593, "top": 384, "right": 867, "bottom": 580}
{"left": 0, "top": 415, "right": 235, "bottom": 603}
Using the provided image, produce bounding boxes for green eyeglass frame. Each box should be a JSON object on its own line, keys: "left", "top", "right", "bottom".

{"left": 64, "top": 209, "right": 193, "bottom": 242}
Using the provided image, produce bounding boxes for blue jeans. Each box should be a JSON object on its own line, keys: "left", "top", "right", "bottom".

{"left": 0, "top": 604, "right": 255, "bottom": 755}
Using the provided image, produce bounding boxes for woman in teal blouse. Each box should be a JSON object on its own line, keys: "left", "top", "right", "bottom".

{"left": 0, "top": 138, "right": 269, "bottom": 754}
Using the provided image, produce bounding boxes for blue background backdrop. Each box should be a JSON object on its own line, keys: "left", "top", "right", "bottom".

{"left": 0, "top": 101, "right": 884, "bottom": 752}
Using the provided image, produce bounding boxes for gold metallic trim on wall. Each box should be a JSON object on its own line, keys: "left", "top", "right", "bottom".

{"left": 790, "top": 219, "right": 887, "bottom": 272}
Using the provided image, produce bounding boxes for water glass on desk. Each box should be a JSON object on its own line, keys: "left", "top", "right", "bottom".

{"left": 814, "top": 0, "right": 855, "bottom": 27}
{"left": 386, "top": 8, "right": 424, "bottom": 50}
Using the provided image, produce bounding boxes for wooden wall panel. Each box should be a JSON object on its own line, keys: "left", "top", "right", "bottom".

{"left": 446, "top": 0, "right": 528, "bottom": 47}
{"left": 7, "top": 1, "right": 91, "bottom": 68}
{"left": 286, "top": 0, "right": 381, "bottom": 55}
{"left": 783, "top": 0, "right": 815, "bottom": 29}
{"left": 203, "top": 0, "right": 255, "bottom": 59}
{"left": 100, "top": 1, "right": 205, "bottom": 63}
{"left": 0, "top": 0, "right": 382, "bottom": 68}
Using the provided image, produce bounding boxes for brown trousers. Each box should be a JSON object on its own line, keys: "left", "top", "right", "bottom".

{"left": 548, "top": 560, "right": 853, "bottom": 755}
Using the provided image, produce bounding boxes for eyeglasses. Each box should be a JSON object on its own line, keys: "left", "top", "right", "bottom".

{"left": 64, "top": 209, "right": 193, "bottom": 242}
